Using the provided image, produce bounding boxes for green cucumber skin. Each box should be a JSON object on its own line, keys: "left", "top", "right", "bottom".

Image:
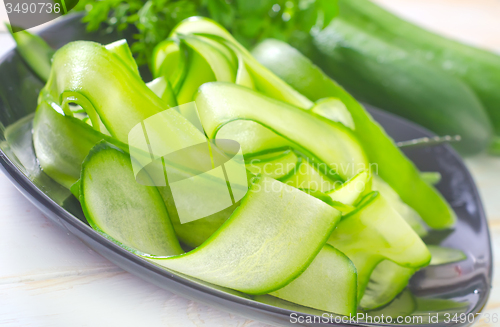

{"left": 33, "top": 101, "right": 128, "bottom": 189}
{"left": 270, "top": 244, "right": 357, "bottom": 316}
{"left": 328, "top": 191, "right": 431, "bottom": 299}
{"left": 8, "top": 27, "right": 53, "bottom": 82}
{"left": 251, "top": 39, "right": 455, "bottom": 229}
{"left": 339, "top": 0, "right": 500, "bottom": 136}
{"left": 195, "top": 82, "right": 369, "bottom": 181}
{"left": 147, "top": 177, "right": 343, "bottom": 295}
{"left": 361, "top": 260, "right": 416, "bottom": 310}
{"left": 80, "top": 141, "right": 184, "bottom": 256}
{"left": 309, "top": 18, "right": 492, "bottom": 155}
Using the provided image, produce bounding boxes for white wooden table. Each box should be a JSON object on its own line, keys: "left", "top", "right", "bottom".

{"left": 1, "top": 1, "right": 500, "bottom": 326}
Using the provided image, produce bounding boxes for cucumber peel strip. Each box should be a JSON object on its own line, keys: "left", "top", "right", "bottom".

{"left": 81, "top": 142, "right": 184, "bottom": 256}
{"left": 270, "top": 244, "right": 357, "bottom": 315}
{"left": 328, "top": 191, "right": 431, "bottom": 299}
{"left": 195, "top": 82, "right": 369, "bottom": 181}
{"left": 80, "top": 145, "right": 342, "bottom": 294}
{"left": 251, "top": 38, "right": 456, "bottom": 229}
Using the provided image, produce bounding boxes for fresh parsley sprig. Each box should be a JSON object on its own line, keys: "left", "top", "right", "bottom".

{"left": 75, "top": 0, "right": 338, "bottom": 65}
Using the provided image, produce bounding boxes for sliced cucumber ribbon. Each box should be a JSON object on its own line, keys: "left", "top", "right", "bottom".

{"left": 251, "top": 38, "right": 456, "bottom": 229}
{"left": 80, "top": 146, "right": 342, "bottom": 295}
{"left": 328, "top": 191, "right": 431, "bottom": 299}
{"left": 195, "top": 82, "right": 368, "bottom": 181}
{"left": 25, "top": 17, "right": 463, "bottom": 314}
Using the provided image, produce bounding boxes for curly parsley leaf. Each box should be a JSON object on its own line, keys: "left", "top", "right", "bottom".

{"left": 75, "top": 0, "right": 338, "bottom": 65}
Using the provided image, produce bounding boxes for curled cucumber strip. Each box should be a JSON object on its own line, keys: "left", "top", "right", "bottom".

{"left": 361, "top": 260, "right": 416, "bottom": 310}
{"left": 328, "top": 191, "right": 431, "bottom": 299}
{"left": 80, "top": 144, "right": 341, "bottom": 295}
{"left": 270, "top": 244, "right": 357, "bottom": 315}
{"left": 33, "top": 101, "right": 127, "bottom": 189}
{"left": 195, "top": 82, "right": 369, "bottom": 181}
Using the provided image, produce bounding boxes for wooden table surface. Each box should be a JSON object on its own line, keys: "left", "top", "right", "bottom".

{"left": 1, "top": 0, "right": 500, "bottom": 326}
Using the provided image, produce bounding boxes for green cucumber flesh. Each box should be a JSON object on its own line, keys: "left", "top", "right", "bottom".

{"left": 246, "top": 150, "right": 299, "bottom": 180}
{"left": 326, "top": 170, "right": 370, "bottom": 205}
{"left": 328, "top": 191, "right": 430, "bottom": 299}
{"left": 181, "top": 36, "right": 235, "bottom": 83}
{"left": 152, "top": 40, "right": 188, "bottom": 92}
{"left": 43, "top": 41, "right": 181, "bottom": 143}
{"left": 251, "top": 38, "right": 455, "bottom": 229}
{"left": 148, "top": 176, "right": 341, "bottom": 294}
{"left": 105, "top": 39, "right": 140, "bottom": 76}
{"left": 195, "top": 82, "right": 368, "bottom": 181}
{"left": 83, "top": 152, "right": 341, "bottom": 294}
{"left": 311, "top": 98, "right": 355, "bottom": 130}
{"left": 271, "top": 244, "right": 357, "bottom": 315}
{"left": 428, "top": 245, "right": 467, "bottom": 266}
{"left": 176, "top": 46, "right": 216, "bottom": 105}
{"left": 146, "top": 77, "right": 178, "bottom": 107}
{"left": 216, "top": 120, "right": 291, "bottom": 156}
{"left": 80, "top": 142, "right": 184, "bottom": 256}
{"left": 282, "top": 159, "right": 339, "bottom": 192}
{"left": 8, "top": 26, "right": 53, "bottom": 81}
{"left": 170, "top": 17, "right": 313, "bottom": 109}
{"left": 33, "top": 101, "right": 127, "bottom": 189}
{"left": 361, "top": 260, "right": 416, "bottom": 310}
{"left": 372, "top": 176, "right": 428, "bottom": 237}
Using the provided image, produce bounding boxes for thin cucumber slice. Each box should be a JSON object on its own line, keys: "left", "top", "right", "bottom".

{"left": 181, "top": 36, "right": 235, "bottom": 83}
{"left": 428, "top": 245, "right": 467, "bottom": 266}
{"left": 176, "top": 45, "right": 216, "bottom": 105}
{"left": 105, "top": 40, "right": 139, "bottom": 76}
{"left": 235, "top": 53, "right": 255, "bottom": 89}
{"left": 420, "top": 172, "right": 442, "bottom": 185}
{"left": 196, "top": 35, "right": 238, "bottom": 68}
{"left": 70, "top": 180, "right": 80, "bottom": 199}
{"left": 159, "top": 184, "right": 238, "bottom": 249}
{"left": 170, "top": 17, "right": 313, "bottom": 109}
{"left": 80, "top": 142, "right": 184, "bottom": 256}
{"left": 251, "top": 38, "right": 456, "bottom": 229}
{"left": 195, "top": 82, "right": 368, "bottom": 181}
{"left": 244, "top": 55, "right": 313, "bottom": 110}
{"left": 43, "top": 41, "right": 179, "bottom": 142}
{"left": 216, "top": 120, "right": 291, "bottom": 156}
{"left": 152, "top": 40, "right": 188, "bottom": 92}
{"left": 33, "top": 101, "right": 127, "bottom": 188}
{"left": 372, "top": 176, "right": 428, "bottom": 237}
{"left": 282, "top": 159, "right": 339, "bottom": 192}
{"left": 270, "top": 244, "right": 357, "bottom": 315}
{"left": 8, "top": 26, "right": 53, "bottom": 81}
{"left": 146, "top": 77, "right": 178, "bottom": 107}
{"left": 361, "top": 260, "right": 416, "bottom": 310}
{"left": 101, "top": 176, "right": 340, "bottom": 294}
{"left": 246, "top": 150, "right": 298, "bottom": 180}
{"left": 328, "top": 191, "right": 431, "bottom": 299}
{"left": 300, "top": 189, "right": 356, "bottom": 214}
{"left": 312, "top": 98, "right": 355, "bottom": 130}
{"left": 326, "top": 170, "right": 370, "bottom": 205}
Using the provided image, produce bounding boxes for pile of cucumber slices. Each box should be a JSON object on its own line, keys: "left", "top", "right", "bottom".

{"left": 22, "top": 17, "right": 466, "bottom": 316}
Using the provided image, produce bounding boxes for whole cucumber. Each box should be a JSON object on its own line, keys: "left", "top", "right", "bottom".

{"left": 338, "top": 0, "right": 500, "bottom": 139}
{"left": 310, "top": 17, "right": 492, "bottom": 155}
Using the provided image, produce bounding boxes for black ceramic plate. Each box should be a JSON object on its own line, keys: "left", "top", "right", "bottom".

{"left": 0, "top": 15, "right": 492, "bottom": 327}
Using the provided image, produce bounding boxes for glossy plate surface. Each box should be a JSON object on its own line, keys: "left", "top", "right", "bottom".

{"left": 0, "top": 16, "right": 492, "bottom": 327}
